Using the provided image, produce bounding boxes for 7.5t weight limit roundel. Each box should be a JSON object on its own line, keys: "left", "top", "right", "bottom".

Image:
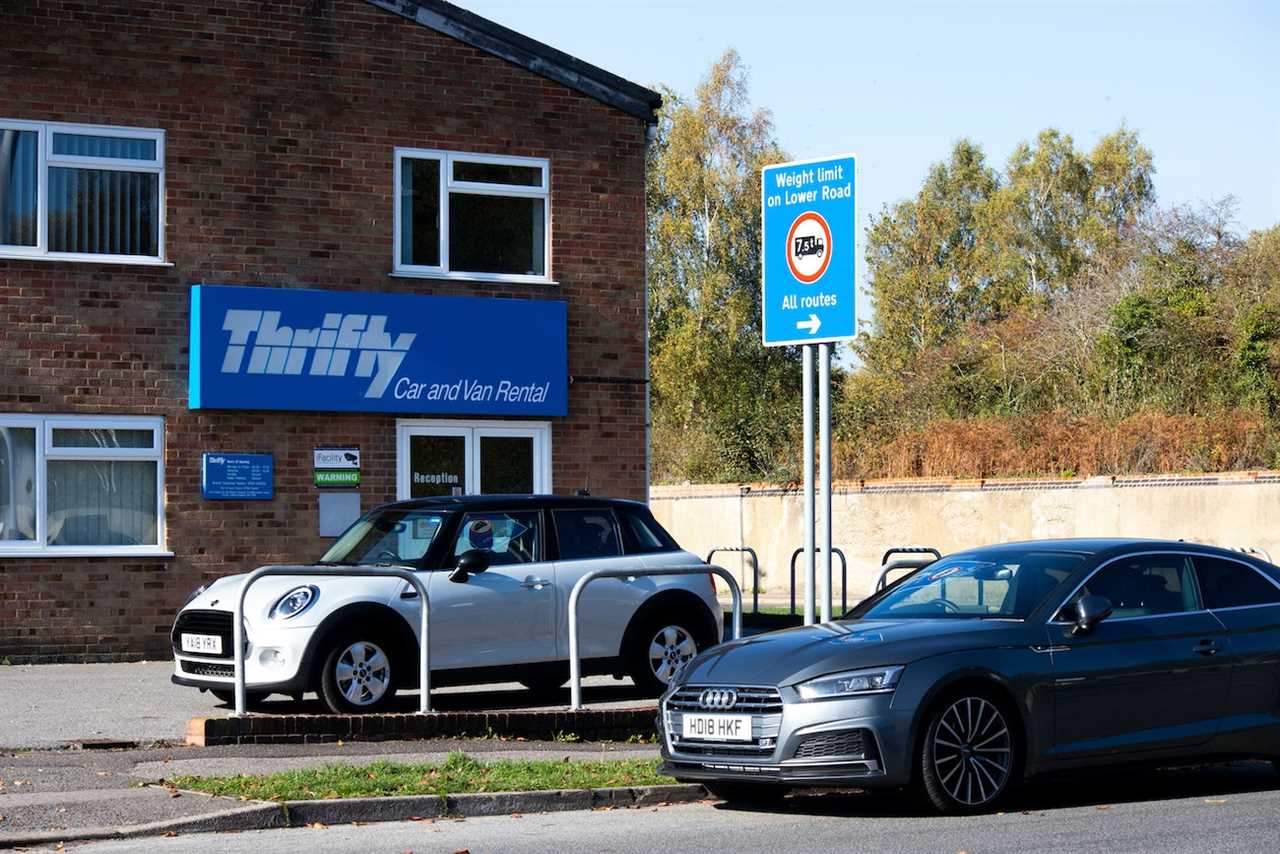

{"left": 785, "top": 211, "right": 832, "bottom": 284}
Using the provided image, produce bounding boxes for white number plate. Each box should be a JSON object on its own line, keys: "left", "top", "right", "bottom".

{"left": 180, "top": 633, "right": 223, "bottom": 655}
{"left": 681, "top": 713, "right": 752, "bottom": 742}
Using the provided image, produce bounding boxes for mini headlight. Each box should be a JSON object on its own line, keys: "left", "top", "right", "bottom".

{"left": 795, "top": 665, "right": 904, "bottom": 701}
{"left": 182, "top": 582, "right": 209, "bottom": 608}
{"left": 270, "top": 585, "right": 319, "bottom": 620}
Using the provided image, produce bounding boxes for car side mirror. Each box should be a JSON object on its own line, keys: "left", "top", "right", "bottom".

{"left": 1070, "top": 594, "right": 1114, "bottom": 635}
{"left": 449, "top": 549, "right": 491, "bottom": 583}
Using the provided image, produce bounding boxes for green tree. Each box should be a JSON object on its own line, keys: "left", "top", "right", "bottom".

{"left": 646, "top": 50, "right": 798, "bottom": 482}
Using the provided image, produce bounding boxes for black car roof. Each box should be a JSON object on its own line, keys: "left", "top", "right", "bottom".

{"left": 953, "top": 537, "right": 1269, "bottom": 563}
{"left": 373, "top": 494, "right": 648, "bottom": 513}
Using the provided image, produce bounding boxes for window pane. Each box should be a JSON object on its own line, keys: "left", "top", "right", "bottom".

{"left": 47, "top": 459, "right": 157, "bottom": 546}
{"left": 448, "top": 192, "right": 545, "bottom": 276}
{"left": 1195, "top": 556, "right": 1280, "bottom": 609}
{"left": 0, "top": 427, "right": 37, "bottom": 541}
{"left": 409, "top": 434, "right": 466, "bottom": 497}
{"left": 452, "top": 160, "right": 542, "bottom": 187}
{"left": 400, "top": 157, "right": 440, "bottom": 267}
{"left": 1075, "top": 555, "right": 1198, "bottom": 618}
{"left": 48, "top": 167, "right": 159, "bottom": 256}
{"left": 51, "top": 427, "right": 154, "bottom": 449}
{"left": 0, "top": 129, "right": 38, "bottom": 246}
{"left": 52, "top": 133, "right": 157, "bottom": 161}
{"left": 554, "top": 509, "right": 622, "bottom": 560}
{"left": 480, "top": 435, "right": 534, "bottom": 494}
{"left": 453, "top": 511, "right": 540, "bottom": 565}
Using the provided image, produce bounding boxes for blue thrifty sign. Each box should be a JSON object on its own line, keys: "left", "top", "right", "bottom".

{"left": 761, "top": 154, "right": 857, "bottom": 347}
{"left": 189, "top": 285, "right": 568, "bottom": 416}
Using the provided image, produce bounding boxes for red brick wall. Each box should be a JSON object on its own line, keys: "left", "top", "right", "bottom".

{"left": 0, "top": 0, "right": 650, "bottom": 660}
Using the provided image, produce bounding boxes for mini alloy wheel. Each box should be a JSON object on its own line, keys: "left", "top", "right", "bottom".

{"left": 319, "top": 633, "right": 398, "bottom": 714}
{"left": 649, "top": 625, "right": 697, "bottom": 685}
{"left": 335, "top": 640, "right": 391, "bottom": 706}
{"left": 920, "top": 694, "right": 1017, "bottom": 812}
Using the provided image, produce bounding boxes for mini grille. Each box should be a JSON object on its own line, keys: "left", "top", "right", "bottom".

{"left": 172, "top": 610, "right": 240, "bottom": 659}
{"left": 667, "top": 685, "right": 782, "bottom": 713}
{"left": 180, "top": 660, "right": 234, "bottom": 678}
{"left": 792, "top": 729, "right": 875, "bottom": 761}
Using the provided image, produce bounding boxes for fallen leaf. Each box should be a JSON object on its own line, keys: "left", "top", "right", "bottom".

{"left": 1096, "top": 805, "right": 1112, "bottom": 811}
{"left": 164, "top": 831, "right": 179, "bottom": 838}
{"left": 1205, "top": 799, "right": 1228, "bottom": 805}
{"left": 510, "top": 813, "right": 522, "bottom": 819}
{"left": 408, "top": 815, "right": 428, "bottom": 821}
{"left": 452, "top": 849, "right": 471, "bottom": 854}
{"left": 351, "top": 821, "right": 367, "bottom": 827}
{"left": 309, "top": 821, "right": 328, "bottom": 829}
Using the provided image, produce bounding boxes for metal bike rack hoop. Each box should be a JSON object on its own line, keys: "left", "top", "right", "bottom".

{"left": 705, "top": 546, "right": 760, "bottom": 613}
{"left": 568, "top": 565, "right": 742, "bottom": 711}
{"left": 788, "top": 547, "right": 848, "bottom": 616}
{"left": 233, "top": 566, "right": 431, "bottom": 717}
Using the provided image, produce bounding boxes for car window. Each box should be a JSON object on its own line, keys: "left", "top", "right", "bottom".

{"left": 617, "top": 507, "right": 675, "bottom": 554}
{"left": 554, "top": 509, "right": 622, "bottom": 560}
{"left": 452, "top": 511, "right": 540, "bottom": 565}
{"left": 319, "top": 509, "right": 446, "bottom": 565}
{"left": 1068, "top": 554, "right": 1199, "bottom": 619}
{"left": 852, "top": 550, "right": 1085, "bottom": 620}
{"left": 1194, "top": 556, "right": 1280, "bottom": 610}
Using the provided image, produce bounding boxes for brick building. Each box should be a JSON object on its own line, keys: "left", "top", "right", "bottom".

{"left": 0, "top": 0, "right": 659, "bottom": 661}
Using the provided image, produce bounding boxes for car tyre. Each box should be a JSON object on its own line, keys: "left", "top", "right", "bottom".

{"left": 703, "top": 781, "right": 785, "bottom": 807}
{"left": 918, "top": 690, "right": 1020, "bottom": 814}
{"left": 318, "top": 630, "right": 399, "bottom": 714}
{"left": 625, "top": 613, "right": 702, "bottom": 696}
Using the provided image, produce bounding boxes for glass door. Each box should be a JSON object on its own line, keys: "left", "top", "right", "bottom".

{"left": 396, "top": 421, "right": 549, "bottom": 499}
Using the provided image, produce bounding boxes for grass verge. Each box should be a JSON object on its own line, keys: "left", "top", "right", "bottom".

{"left": 168, "top": 752, "right": 675, "bottom": 801}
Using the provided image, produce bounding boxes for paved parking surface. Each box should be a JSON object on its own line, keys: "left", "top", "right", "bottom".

{"left": 0, "top": 661, "right": 648, "bottom": 749}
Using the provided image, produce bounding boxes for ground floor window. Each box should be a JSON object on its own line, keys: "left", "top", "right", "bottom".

{"left": 395, "top": 420, "right": 550, "bottom": 499}
{"left": 0, "top": 415, "right": 166, "bottom": 556}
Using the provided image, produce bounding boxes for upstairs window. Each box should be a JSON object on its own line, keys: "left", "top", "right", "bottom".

{"left": 395, "top": 149, "right": 549, "bottom": 282}
{"left": 0, "top": 119, "right": 165, "bottom": 263}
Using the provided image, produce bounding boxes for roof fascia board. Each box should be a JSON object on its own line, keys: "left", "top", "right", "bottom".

{"left": 365, "top": 0, "right": 662, "bottom": 122}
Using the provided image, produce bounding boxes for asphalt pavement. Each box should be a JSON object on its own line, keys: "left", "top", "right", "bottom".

{"left": 39, "top": 762, "right": 1280, "bottom": 854}
{"left": 0, "top": 660, "right": 649, "bottom": 750}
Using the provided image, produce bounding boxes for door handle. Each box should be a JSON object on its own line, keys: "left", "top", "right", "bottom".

{"left": 1193, "top": 639, "right": 1222, "bottom": 657}
{"left": 522, "top": 578, "right": 551, "bottom": 590}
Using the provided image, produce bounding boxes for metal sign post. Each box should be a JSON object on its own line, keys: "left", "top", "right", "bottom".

{"left": 761, "top": 154, "right": 857, "bottom": 626}
{"left": 802, "top": 345, "right": 815, "bottom": 625}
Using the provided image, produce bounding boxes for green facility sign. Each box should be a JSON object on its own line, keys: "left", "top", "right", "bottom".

{"left": 315, "top": 469, "right": 360, "bottom": 487}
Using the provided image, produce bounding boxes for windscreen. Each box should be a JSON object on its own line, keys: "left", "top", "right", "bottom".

{"left": 850, "top": 550, "right": 1086, "bottom": 620}
{"left": 319, "top": 509, "right": 447, "bottom": 565}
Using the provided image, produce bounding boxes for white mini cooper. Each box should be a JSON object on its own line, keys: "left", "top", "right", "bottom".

{"left": 171, "top": 495, "right": 721, "bottom": 713}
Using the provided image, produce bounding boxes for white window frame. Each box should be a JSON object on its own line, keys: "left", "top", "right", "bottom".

{"left": 395, "top": 419, "right": 551, "bottom": 499}
{"left": 0, "top": 414, "right": 170, "bottom": 558}
{"left": 393, "top": 148, "right": 551, "bottom": 284}
{"left": 0, "top": 118, "right": 168, "bottom": 265}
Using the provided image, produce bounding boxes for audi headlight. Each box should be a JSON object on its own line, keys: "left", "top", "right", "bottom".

{"left": 270, "top": 585, "right": 319, "bottom": 620}
{"left": 182, "top": 582, "right": 209, "bottom": 608}
{"left": 795, "top": 665, "right": 904, "bottom": 701}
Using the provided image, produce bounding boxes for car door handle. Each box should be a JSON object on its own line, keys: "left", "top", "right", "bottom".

{"left": 522, "top": 577, "right": 551, "bottom": 590}
{"left": 1193, "top": 639, "right": 1222, "bottom": 657}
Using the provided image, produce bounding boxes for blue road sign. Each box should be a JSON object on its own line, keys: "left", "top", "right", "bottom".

{"left": 761, "top": 154, "right": 856, "bottom": 346}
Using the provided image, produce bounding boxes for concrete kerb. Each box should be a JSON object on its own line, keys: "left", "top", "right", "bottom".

{"left": 0, "top": 783, "right": 708, "bottom": 849}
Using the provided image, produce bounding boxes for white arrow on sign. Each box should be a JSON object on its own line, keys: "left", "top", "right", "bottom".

{"left": 796, "top": 314, "right": 821, "bottom": 335}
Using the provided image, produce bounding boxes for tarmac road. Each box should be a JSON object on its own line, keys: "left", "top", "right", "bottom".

{"left": 0, "top": 661, "right": 648, "bottom": 749}
{"left": 46, "top": 761, "right": 1280, "bottom": 854}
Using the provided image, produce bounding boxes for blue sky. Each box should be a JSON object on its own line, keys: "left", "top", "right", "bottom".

{"left": 460, "top": 0, "right": 1280, "bottom": 330}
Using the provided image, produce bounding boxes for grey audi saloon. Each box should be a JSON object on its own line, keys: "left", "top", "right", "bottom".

{"left": 658, "top": 539, "right": 1280, "bottom": 813}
